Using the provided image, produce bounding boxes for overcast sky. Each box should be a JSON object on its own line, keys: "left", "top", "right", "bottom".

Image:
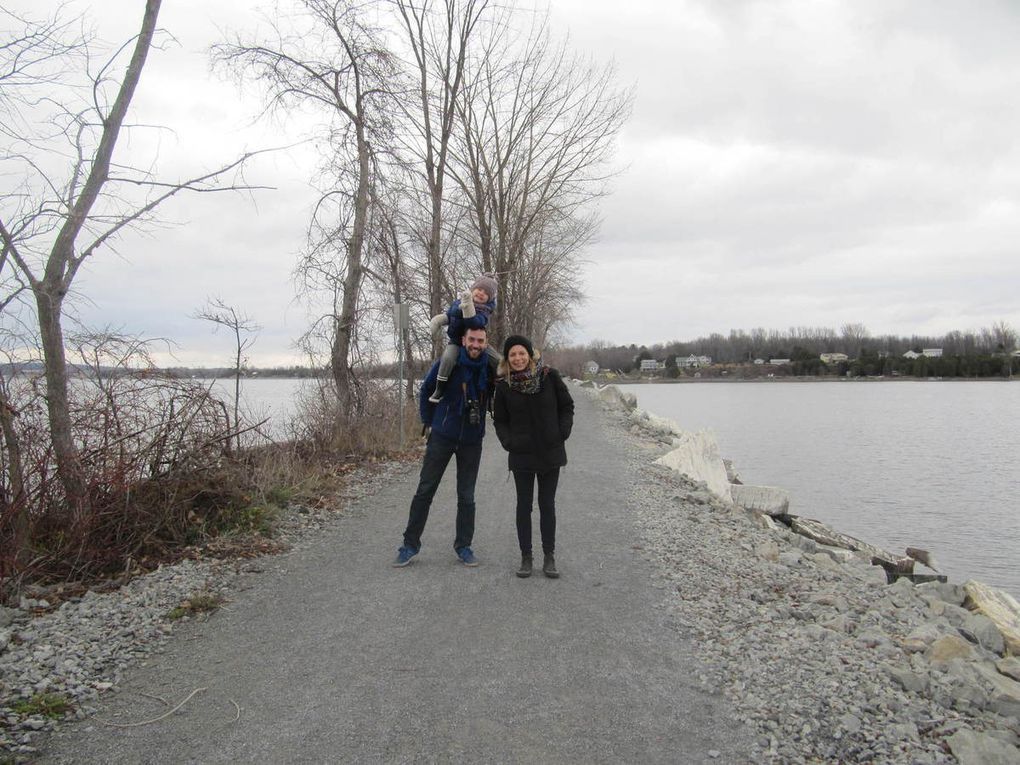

{"left": 9, "top": 1, "right": 1020, "bottom": 366}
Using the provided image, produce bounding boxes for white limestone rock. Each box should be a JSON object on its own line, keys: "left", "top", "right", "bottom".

{"left": 596, "top": 385, "right": 637, "bottom": 412}
{"left": 729, "top": 484, "right": 790, "bottom": 516}
{"left": 652, "top": 430, "right": 731, "bottom": 501}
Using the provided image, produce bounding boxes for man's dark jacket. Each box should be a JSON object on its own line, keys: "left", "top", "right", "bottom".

{"left": 419, "top": 350, "right": 491, "bottom": 444}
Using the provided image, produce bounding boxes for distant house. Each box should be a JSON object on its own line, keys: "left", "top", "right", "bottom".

{"left": 753, "top": 358, "right": 765, "bottom": 365}
{"left": 769, "top": 358, "right": 791, "bottom": 365}
{"left": 639, "top": 359, "right": 661, "bottom": 372}
{"left": 819, "top": 352, "right": 849, "bottom": 364}
{"left": 676, "top": 354, "right": 712, "bottom": 368}
{"left": 1011, "top": 350, "right": 1020, "bottom": 358}
{"left": 583, "top": 360, "right": 600, "bottom": 375}
{"left": 903, "top": 350, "right": 921, "bottom": 360}
{"left": 922, "top": 348, "right": 943, "bottom": 358}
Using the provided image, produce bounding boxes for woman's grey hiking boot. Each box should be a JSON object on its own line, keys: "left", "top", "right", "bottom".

{"left": 542, "top": 553, "right": 559, "bottom": 579}
{"left": 516, "top": 554, "right": 533, "bottom": 578}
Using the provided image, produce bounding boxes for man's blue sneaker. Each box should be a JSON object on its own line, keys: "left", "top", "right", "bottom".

{"left": 457, "top": 547, "right": 479, "bottom": 567}
{"left": 393, "top": 545, "right": 418, "bottom": 567}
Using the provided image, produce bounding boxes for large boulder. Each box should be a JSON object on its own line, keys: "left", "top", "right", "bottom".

{"left": 729, "top": 484, "right": 790, "bottom": 516}
{"left": 629, "top": 409, "right": 682, "bottom": 439}
{"left": 964, "top": 580, "right": 1020, "bottom": 656}
{"left": 653, "top": 430, "right": 731, "bottom": 501}
{"left": 596, "top": 385, "right": 637, "bottom": 412}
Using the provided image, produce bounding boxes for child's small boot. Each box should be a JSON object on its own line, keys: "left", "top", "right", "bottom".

{"left": 428, "top": 377, "right": 448, "bottom": 404}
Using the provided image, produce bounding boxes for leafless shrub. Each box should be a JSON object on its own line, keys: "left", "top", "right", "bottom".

{"left": 0, "top": 332, "right": 266, "bottom": 590}
{"left": 290, "top": 377, "right": 419, "bottom": 457}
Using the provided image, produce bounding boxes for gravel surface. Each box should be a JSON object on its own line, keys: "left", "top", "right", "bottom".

{"left": 3, "top": 384, "right": 1019, "bottom": 764}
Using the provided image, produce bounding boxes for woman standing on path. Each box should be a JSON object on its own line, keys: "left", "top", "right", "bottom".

{"left": 492, "top": 335, "right": 574, "bottom": 579}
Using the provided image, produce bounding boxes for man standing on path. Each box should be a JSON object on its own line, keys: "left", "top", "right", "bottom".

{"left": 393, "top": 326, "right": 494, "bottom": 568}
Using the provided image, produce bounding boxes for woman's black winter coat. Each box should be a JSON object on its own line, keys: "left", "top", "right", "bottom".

{"left": 492, "top": 367, "right": 574, "bottom": 472}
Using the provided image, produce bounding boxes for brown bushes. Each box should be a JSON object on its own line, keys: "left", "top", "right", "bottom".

{"left": 0, "top": 367, "right": 419, "bottom": 601}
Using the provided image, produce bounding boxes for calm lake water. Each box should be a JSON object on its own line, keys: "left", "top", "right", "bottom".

{"left": 618, "top": 381, "right": 1020, "bottom": 600}
{"left": 208, "top": 377, "right": 313, "bottom": 437}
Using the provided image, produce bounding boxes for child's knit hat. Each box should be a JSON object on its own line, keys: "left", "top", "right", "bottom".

{"left": 471, "top": 273, "right": 498, "bottom": 301}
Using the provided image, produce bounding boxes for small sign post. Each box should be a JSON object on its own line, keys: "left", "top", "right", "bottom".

{"left": 393, "top": 303, "right": 410, "bottom": 449}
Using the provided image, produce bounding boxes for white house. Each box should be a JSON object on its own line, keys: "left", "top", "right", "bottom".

{"left": 676, "top": 354, "right": 712, "bottom": 368}
{"left": 769, "top": 358, "right": 791, "bottom": 365}
{"left": 903, "top": 350, "right": 921, "bottom": 360}
{"left": 819, "top": 352, "right": 849, "bottom": 364}
{"left": 753, "top": 358, "right": 765, "bottom": 365}
{"left": 583, "top": 360, "right": 600, "bottom": 375}
{"left": 639, "top": 359, "right": 661, "bottom": 371}
{"left": 922, "top": 348, "right": 943, "bottom": 358}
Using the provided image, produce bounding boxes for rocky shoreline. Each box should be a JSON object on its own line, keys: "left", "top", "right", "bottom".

{"left": 3, "top": 385, "right": 1019, "bottom": 763}
{"left": 584, "top": 382, "right": 1020, "bottom": 764}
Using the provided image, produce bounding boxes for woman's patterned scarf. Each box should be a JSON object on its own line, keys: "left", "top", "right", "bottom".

{"left": 507, "top": 361, "right": 545, "bottom": 394}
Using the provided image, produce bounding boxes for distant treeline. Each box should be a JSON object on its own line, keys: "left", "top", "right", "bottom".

{"left": 161, "top": 366, "right": 325, "bottom": 379}
{"left": 546, "top": 323, "right": 1019, "bottom": 379}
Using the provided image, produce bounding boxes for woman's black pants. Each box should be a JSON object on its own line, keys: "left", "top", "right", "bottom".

{"left": 512, "top": 468, "right": 560, "bottom": 554}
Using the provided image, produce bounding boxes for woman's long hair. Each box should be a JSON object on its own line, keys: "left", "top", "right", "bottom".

{"left": 497, "top": 348, "right": 541, "bottom": 379}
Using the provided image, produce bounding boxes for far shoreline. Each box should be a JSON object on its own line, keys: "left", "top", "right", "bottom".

{"left": 605, "top": 375, "right": 1016, "bottom": 384}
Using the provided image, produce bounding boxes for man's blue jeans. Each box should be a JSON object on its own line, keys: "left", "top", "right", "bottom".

{"left": 402, "top": 433, "right": 482, "bottom": 552}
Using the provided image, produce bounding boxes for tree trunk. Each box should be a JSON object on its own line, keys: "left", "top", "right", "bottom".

{"left": 35, "top": 288, "right": 87, "bottom": 515}
{"left": 27, "top": 0, "right": 163, "bottom": 518}
{"left": 331, "top": 123, "right": 372, "bottom": 412}
{"left": 0, "top": 376, "right": 29, "bottom": 556}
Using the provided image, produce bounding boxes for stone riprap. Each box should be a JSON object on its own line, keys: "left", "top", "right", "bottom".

{"left": 587, "top": 381, "right": 1020, "bottom": 764}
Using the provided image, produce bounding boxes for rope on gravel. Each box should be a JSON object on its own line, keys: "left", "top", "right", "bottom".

{"left": 137, "top": 692, "right": 169, "bottom": 707}
{"left": 100, "top": 687, "right": 207, "bottom": 728}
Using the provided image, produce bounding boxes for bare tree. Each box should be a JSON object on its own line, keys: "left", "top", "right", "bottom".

{"left": 840, "top": 322, "right": 870, "bottom": 354}
{"left": 195, "top": 298, "right": 261, "bottom": 452}
{"left": 0, "top": 0, "right": 263, "bottom": 515}
{"left": 989, "top": 320, "right": 1017, "bottom": 352}
{"left": 392, "top": 0, "right": 492, "bottom": 333}
{"left": 452, "top": 11, "right": 631, "bottom": 345}
{"left": 369, "top": 180, "right": 426, "bottom": 399}
{"left": 216, "top": 0, "right": 395, "bottom": 410}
